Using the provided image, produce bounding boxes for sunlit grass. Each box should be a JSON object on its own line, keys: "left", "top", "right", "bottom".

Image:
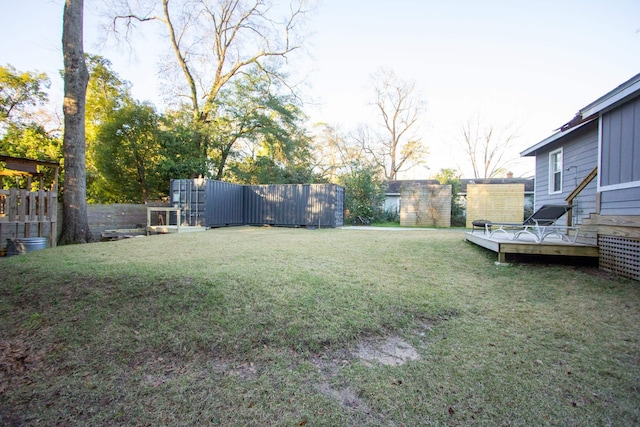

{"left": 1, "top": 227, "right": 638, "bottom": 425}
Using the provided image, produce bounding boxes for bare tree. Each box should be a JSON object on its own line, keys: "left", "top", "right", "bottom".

{"left": 459, "top": 116, "right": 520, "bottom": 179}
{"left": 357, "top": 68, "right": 428, "bottom": 180}
{"left": 310, "top": 123, "right": 370, "bottom": 181}
{"left": 59, "top": 0, "right": 93, "bottom": 244}
{"left": 108, "top": 0, "right": 308, "bottom": 120}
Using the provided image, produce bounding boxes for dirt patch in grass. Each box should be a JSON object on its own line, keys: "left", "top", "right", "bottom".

{"left": 353, "top": 336, "right": 421, "bottom": 366}
{"left": 308, "top": 331, "right": 424, "bottom": 419}
{"left": 310, "top": 332, "right": 425, "bottom": 376}
{"left": 0, "top": 329, "right": 58, "bottom": 397}
{"left": 315, "top": 381, "right": 369, "bottom": 411}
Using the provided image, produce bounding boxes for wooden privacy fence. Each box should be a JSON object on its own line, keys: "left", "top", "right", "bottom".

{"left": 0, "top": 188, "right": 58, "bottom": 250}
{"left": 465, "top": 184, "right": 525, "bottom": 228}
{"left": 400, "top": 183, "right": 452, "bottom": 227}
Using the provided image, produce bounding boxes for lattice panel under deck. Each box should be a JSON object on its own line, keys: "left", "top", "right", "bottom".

{"left": 598, "top": 235, "right": 640, "bottom": 281}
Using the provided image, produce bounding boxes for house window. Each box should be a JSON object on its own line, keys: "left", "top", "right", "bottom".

{"left": 549, "top": 148, "right": 563, "bottom": 194}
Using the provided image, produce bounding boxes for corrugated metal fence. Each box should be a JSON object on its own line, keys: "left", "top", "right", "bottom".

{"left": 170, "top": 179, "right": 344, "bottom": 228}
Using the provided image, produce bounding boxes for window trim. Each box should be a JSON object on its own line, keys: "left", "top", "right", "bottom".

{"left": 548, "top": 148, "right": 563, "bottom": 195}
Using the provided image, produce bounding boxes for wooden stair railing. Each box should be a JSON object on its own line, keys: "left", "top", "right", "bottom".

{"left": 565, "top": 166, "right": 598, "bottom": 227}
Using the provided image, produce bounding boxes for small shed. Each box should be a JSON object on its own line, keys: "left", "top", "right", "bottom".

{"left": 0, "top": 155, "right": 59, "bottom": 251}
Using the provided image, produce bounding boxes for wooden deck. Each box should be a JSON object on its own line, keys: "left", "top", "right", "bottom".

{"left": 464, "top": 230, "right": 599, "bottom": 263}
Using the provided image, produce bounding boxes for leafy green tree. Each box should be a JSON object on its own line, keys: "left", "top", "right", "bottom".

{"left": 338, "top": 165, "right": 387, "bottom": 224}
{"left": 84, "top": 55, "right": 134, "bottom": 201}
{"left": 157, "top": 108, "right": 207, "bottom": 179}
{"left": 0, "top": 124, "right": 61, "bottom": 190}
{"left": 94, "top": 101, "right": 165, "bottom": 203}
{"left": 0, "top": 64, "right": 50, "bottom": 126}
{"left": 310, "top": 123, "right": 369, "bottom": 183}
{"left": 0, "top": 65, "right": 61, "bottom": 189}
{"left": 435, "top": 168, "right": 464, "bottom": 226}
{"left": 208, "top": 70, "right": 315, "bottom": 184}
{"left": 230, "top": 127, "right": 315, "bottom": 184}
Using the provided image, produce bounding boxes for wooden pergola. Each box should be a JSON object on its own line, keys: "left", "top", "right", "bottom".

{"left": 0, "top": 155, "right": 60, "bottom": 250}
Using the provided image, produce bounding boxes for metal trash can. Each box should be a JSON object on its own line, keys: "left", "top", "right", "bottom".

{"left": 6, "top": 237, "right": 47, "bottom": 257}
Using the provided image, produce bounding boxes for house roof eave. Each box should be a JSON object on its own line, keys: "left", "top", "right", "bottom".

{"left": 520, "top": 117, "right": 597, "bottom": 157}
{"left": 580, "top": 73, "right": 640, "bottom": 117}
{"left": 520, "top": 73, "right": 640, "bottom": 158}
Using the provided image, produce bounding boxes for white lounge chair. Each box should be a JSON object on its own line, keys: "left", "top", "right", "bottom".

{"left": 484, "top": 205, "right": 579, "bottom": 243}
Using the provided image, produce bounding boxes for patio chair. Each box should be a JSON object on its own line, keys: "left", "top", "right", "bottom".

{"left": 485, "top": 204, "right": 579, "bottom": 243}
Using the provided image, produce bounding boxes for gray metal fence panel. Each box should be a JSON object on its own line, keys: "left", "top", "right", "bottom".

{"left": 244, "top": 183, "right": 344, "bottom": 227}
{"left": 335, "top": 185, "right": 344, "bottom": 227}
{"left": 170, "top": 179, "right": 207, "bottom": 226}
{"left": 170, "top": 179, "right": 345, "bottom": 228}
{"left": 206, "top": 180, "right": 244, "bottom": 227}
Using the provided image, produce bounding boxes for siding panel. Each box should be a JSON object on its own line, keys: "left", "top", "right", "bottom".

{"left": 601, "top": 96, "right": 640, "bottom": 186}
{"left": 599, "top": 96, "right": 640, "bottom": 215}
{"left": 620, "top": 105, "right": 635, "bottom": 183}
{"left": 600, "top": 187, "right": 640, "bottom": 215}
{"left": 534, "top": 121, "right": 599, "bottom": 224}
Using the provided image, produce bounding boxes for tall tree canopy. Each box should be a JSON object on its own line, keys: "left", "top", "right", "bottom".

{"left": 94, "top": 101, "right": 164, "bottom": 203}
{"left": 310, "top": 123, "right": 370, "bottom": 183}
{"left": 108, "top": 0, "right": 310, "bottom": 177}
{"left": 85, "top": 54, "right": 135, "bottom": 201}
{"left": 0, "top": 65, "right": 50, "bottom": 127}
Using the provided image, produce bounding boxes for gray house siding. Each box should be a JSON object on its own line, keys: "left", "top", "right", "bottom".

{"left": 534, "top": 121, "right": 599, "bottom": 225}
{"left": 600, "top": 96, "right": 640, "bottom": 187}
{"left": 600, "top": 188, "right": 640, "bottom": 216}
{"left": 599, "top": 95, "right": 640, "bottom": 215}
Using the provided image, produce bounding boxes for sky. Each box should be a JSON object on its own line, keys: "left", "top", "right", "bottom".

{"left": 2, "top": 0, "right": 640, "bottom": 179}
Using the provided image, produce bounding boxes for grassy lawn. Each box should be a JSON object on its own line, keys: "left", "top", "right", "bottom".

{"left": 1, "top": 227, "right": 638, "bottom": 425}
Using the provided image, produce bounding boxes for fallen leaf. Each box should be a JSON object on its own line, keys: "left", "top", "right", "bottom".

{"left": 298, "top": 419, "right": 308, "bottom": 426}
{"left": 448, "top": 407, "right": 455, "bottom": 415}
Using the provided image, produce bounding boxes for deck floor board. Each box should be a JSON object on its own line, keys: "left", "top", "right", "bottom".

{"left": 464, "top": 231, "right": 599, "bottom": 263}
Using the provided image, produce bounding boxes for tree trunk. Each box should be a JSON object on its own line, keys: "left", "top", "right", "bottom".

{"left": 59, "top": 0, "right": 92, "bottom": 244}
